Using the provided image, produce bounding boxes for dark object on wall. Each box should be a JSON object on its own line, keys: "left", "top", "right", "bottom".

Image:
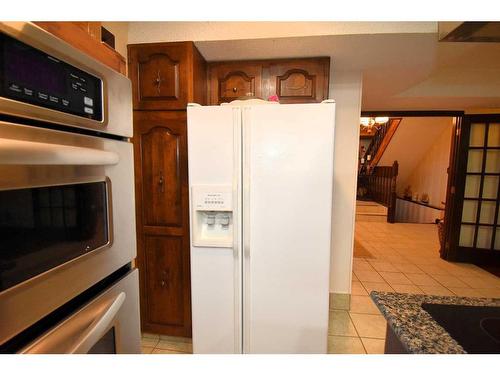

{"left": 439, "top": 22, "right": 500, "bottom": 43}
{"left": 101, "top": 26, "right": 115, "bottom": 49}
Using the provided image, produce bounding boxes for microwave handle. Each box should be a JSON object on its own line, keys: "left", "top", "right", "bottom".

{"left": 0, "top": 138, "right": 119, "bottom": 165}
{"left": 21, "top": 292, "right": 126, "bottom": 354}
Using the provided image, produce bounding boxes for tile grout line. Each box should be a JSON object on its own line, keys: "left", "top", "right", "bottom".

{"left": 346, "top": 309, "right": 368, "bottom": 354}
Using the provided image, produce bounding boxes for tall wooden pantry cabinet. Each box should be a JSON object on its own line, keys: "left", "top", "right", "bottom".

{"left": 128, "top": 42, "right": 206, "bottom": 337}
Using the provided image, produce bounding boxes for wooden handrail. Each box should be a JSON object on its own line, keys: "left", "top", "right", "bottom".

{"left": 364, "top": 118, "right": 402, "bottom": 174}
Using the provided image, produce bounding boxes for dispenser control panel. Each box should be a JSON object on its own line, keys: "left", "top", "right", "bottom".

{"left": 191, "top": 185, "right": 233, "bottom": 248}
{"left": 193, "top": 189, "right": 232, "bottom": 211}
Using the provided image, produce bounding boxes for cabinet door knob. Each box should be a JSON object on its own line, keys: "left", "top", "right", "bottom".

{"left": 158, "top": 170, "right": 165, "bottom": 193}
{"left": 232, "top": 87, "right": 237, "bottom": 93}
{"left": 154, "top": 70, "right": 164, "bottom": 94}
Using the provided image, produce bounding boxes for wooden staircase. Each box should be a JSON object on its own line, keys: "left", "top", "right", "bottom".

{"left": 356, "top": 200, "right": 388, "bottom": 222}
{"left": 363, "top": 118, "right": 402, "bottom": 174}
{"left": 358, "top": 118, "right": 401, "bottom": 223}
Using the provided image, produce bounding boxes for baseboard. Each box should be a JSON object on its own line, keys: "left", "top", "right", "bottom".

{"left": 329, "top": 292, "right": 351, "bottom": 310}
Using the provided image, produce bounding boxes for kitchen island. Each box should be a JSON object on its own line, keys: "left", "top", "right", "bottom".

{"left": 370, "top": 291, "right": 500, "bottom": 354}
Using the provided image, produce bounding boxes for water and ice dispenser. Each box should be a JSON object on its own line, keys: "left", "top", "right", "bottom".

{"left": 191, "top": 186, "right": 233, "bottom": 247}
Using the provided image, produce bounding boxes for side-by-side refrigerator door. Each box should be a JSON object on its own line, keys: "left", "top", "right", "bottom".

{"left": 242, "top": 102, "right": 335, "bottom": 353}
{"left": 187, "top": 105, "right": 242, "bottom": 354}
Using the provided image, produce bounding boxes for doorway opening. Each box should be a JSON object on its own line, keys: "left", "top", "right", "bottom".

{"left": 352, "top": 111, "right": 500, "bottom": 299}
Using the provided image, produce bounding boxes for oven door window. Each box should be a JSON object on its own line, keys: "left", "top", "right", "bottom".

{"left": 0, "top": 181, "right": 109, "bottom": 292}
{"left": 88, "top": 327, "right": 117, "bottom": 354}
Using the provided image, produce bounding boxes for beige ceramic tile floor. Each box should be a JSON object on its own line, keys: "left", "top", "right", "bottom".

{"left": 140, "top": 333, "right": 192, "bottom": 354}
{"left": 327, "top": 221, "right": 500, "bottom": 354}
{"left": 141, "top": 221, "right": 500, "bottom": 355}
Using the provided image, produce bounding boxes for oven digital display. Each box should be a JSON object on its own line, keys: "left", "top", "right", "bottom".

{"left": 4, "top": 43, "right": 66, "bottom": 96}
{"left": 0, "top": 32, "right": 103, "bottom": 122}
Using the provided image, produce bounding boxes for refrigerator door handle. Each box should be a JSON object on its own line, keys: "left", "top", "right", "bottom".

{"left": 242, "top": 106, "right": 252, "bottom": 353}
{"left": 232, "top": 106, "right": 243, "bottom": 353}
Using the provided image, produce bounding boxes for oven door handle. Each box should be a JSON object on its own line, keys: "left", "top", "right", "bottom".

{"left": 69, "top": 292, "right": 125, "bottom": 354}
{"left": 21, "top": 292, "right": 126, "bottom": 354}
{"left": 0, "top": 138, "right": 119, "bottom": 165}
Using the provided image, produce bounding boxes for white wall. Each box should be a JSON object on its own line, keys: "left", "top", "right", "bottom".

{"left": 403, "top": 121, "right": 453, "bottom": 208}
{"left": 329, "top": 71, "right": 362, "bottom": 294}
{"left": 127, "top": 23, "right": 362, "bottom": 294}
{"left": 379, "top": 117, "right": 453, "bottom": 190}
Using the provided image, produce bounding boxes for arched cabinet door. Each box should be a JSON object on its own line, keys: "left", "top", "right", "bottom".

{"left": 208, "top": 62, "right": 263, "bottom": 104}
{"left": 133, "top": 111, "right": 192, "bottom": 337}
{"left": 268, "top": 58, "right": 330, "bottom": 104}
{"left": 128, "top": 43, "right": 190, "bottom": 110}
{"left": 208, "top": 58, "right": 330, "bottom": 105}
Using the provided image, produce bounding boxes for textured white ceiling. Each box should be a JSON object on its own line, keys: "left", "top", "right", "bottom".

{"left": 194, "top": 33, "right": 500, "bottom": 111}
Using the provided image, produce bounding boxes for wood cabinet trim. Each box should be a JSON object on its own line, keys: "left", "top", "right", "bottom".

{"left": 34, "top": 22, "right": 126, "bottom": 75}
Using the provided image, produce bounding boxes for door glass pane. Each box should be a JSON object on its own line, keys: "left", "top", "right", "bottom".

{"left": 459, "top": 225, "right": 475, "bottom": 247}
{"left": 485, "top": 150, "right": 500, "bottom": 173}
{"left": 464, "top": 175, "right": 481, "bottom": 198}
{"left": 487, "top": 123, "right": 500, "bottom": 147}
{"left": 470, "top": 123, "right": 486, "bottom": 146}
{"left": 483, "top": 175, "right": 499, "bottom": 199}
{"left": 476, "top": 226, "right": 493, "bottom": 249}
{"left": 467, "top": 150, "right": 484, "bottom": 173}
{"left": 479, "top": 201, "right": 496, "bottom": 224}
{"left": 495, "top": 228, "right": 500, "bottom": 250}
{"left": 462, "top": 200, "right": 478, "bottom": 222}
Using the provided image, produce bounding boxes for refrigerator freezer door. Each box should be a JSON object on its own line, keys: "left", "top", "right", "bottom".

{"left": 242, "top": 103, "right": 335, "bottom": 353}
{"left": 187, "top": 105, "right": 242, "bottom": 354}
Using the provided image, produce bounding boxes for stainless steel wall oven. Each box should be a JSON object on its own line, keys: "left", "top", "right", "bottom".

{"left": 0, "top": 22, "right": 139, "bottom": 353}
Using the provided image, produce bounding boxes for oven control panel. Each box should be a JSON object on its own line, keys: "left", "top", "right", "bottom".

{"left": 0, "top": 32, "right": 103, "bottom": 122}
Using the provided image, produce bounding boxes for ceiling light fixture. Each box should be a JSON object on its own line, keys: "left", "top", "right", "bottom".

{"left": 359, "top": 116, "right": 389, "bottom": 134}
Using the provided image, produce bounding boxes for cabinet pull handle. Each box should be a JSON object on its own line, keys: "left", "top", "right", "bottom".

{"left": 160, "top": 270, "right": 168, "bottom": 288}
{"left": 154, "top": 70, "right": 164, "bottom": 94}
{"left": 158, "top": 170, "right": 165, "bottom": 193}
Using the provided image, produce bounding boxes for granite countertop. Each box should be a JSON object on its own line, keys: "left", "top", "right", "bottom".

{"left": 370, "top": 291, "right": 500, "bottom": 354}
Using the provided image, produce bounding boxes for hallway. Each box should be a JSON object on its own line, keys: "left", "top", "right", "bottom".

{"left": 328, "top": 221, "right": 500, "bottom": 354}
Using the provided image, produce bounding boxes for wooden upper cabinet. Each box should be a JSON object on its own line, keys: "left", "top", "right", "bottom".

{"left": 268, "top": 58, "right": 330, "bottom": 104}
{"left": 208, "top": 57, "right": 330, "bottom": 105}
{"left": 34, "top": 22, "right": 126, "bottom": 75}
{"left": 128, "top": 42, "right": 207, "bottom": 110}
{"left": 208, "top": 62, "right": 263, "bottom": 104}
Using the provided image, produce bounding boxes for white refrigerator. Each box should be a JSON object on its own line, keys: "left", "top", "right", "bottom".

{"left": 187, "top": 100, "right": 335, "bottom": 354}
